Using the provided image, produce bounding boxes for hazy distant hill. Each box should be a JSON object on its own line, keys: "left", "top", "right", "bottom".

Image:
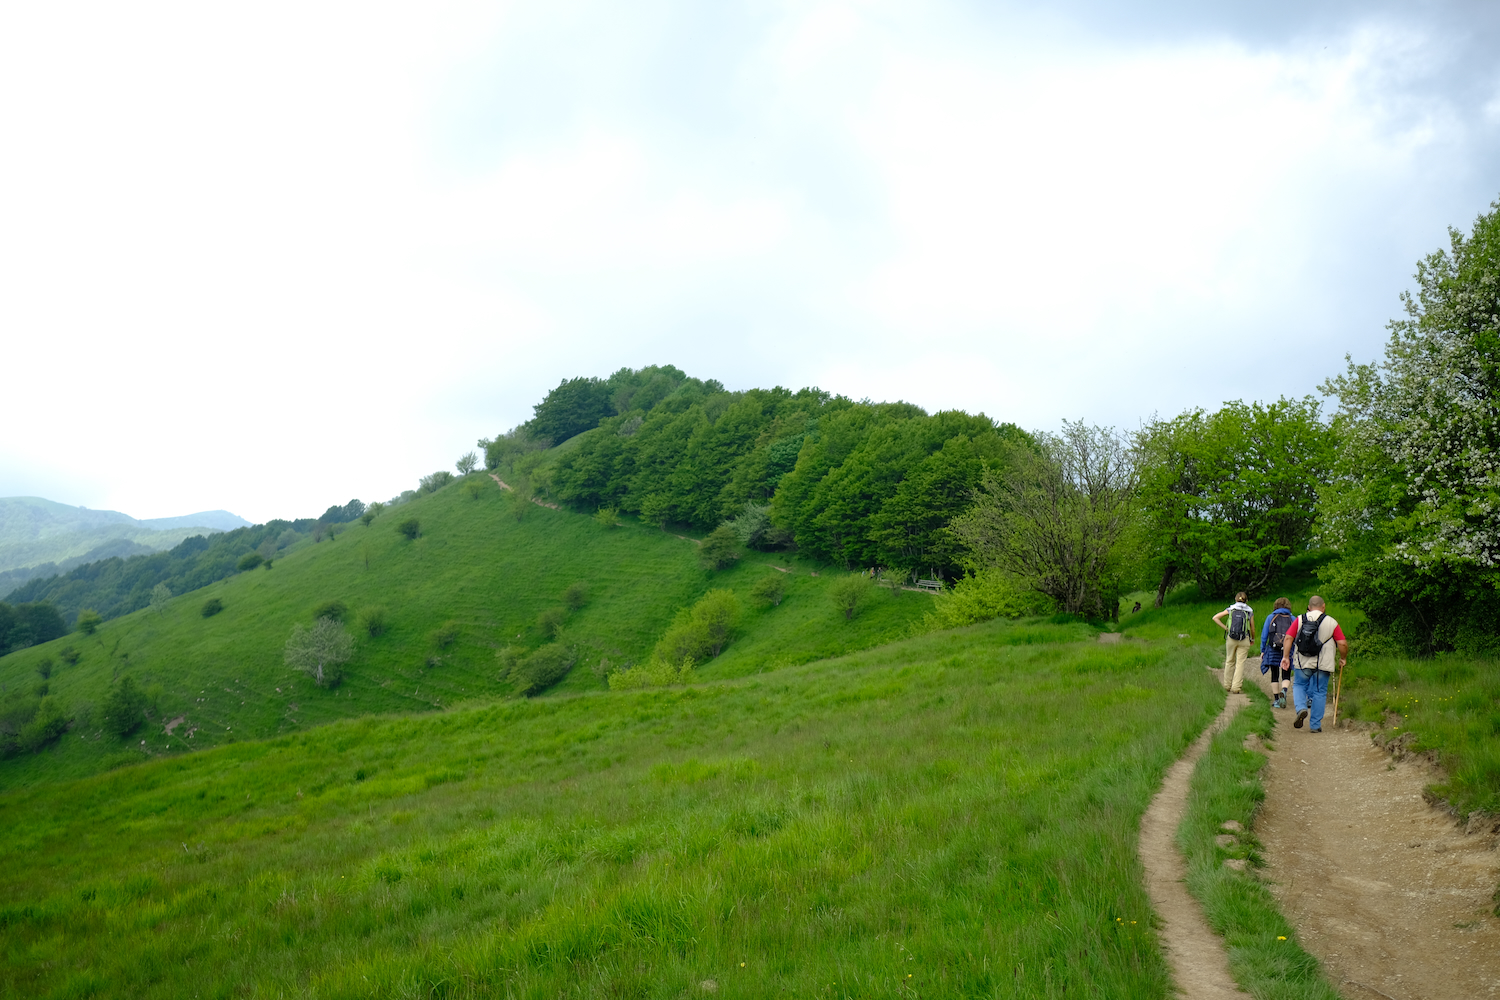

{"left": 0, "top": 497, "right": 250, "bottom": 582}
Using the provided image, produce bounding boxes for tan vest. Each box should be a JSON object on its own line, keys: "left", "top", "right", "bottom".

{"left": 1289, "top": 611, "right": 1339, "bottom": 673}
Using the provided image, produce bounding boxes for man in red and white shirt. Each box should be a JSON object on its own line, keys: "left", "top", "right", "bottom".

{"left": 1280, "top": 595, "right": 1349, "bottom": 734}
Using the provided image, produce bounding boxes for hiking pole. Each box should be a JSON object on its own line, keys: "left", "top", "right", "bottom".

{"left": 1330, "top": 654, "right": 1349, "bottom": 728}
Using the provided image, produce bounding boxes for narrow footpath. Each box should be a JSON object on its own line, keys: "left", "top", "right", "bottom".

{"left": 1139, "top": 689, "right": 1252, "bottom": 998}
{"left": 1246, "top": 669, "right": 1500, "bottom": 1000}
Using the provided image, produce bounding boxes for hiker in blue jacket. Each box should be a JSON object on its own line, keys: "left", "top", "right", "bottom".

{"left": 1259, "top": 597, "right": 1296, "bottom": 709}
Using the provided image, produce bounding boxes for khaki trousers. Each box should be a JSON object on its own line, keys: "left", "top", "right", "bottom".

{"left": 1222, "top": 637, "right": 1251, "bottom": 693}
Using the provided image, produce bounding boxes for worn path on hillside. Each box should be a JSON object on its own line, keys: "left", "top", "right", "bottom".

{"left": 1243, "top": 669, "right": 1500, "bottom": 1000}
{"left": 1140, "top": 689, "right": 1251, "bottom": 998}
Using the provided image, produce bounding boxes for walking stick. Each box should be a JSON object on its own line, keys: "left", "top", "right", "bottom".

{"left": 1330, "top": 654, "right": 1350, "bottom": 727}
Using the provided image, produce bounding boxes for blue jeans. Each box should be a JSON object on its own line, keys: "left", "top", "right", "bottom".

{"left": 1292, "top": 668, "right": 1330, "bottom": 730}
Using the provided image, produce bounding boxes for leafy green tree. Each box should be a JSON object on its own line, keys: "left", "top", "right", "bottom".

{"left": 1134, "top": 397, "right": 1331, "bottom": 605}
{"left": 654, "top": 589, "right": 742, "bottom": 663}
{"left": 512, "top": 643, "right": 576, "bottom": 696}
{"left": 284, "top": 618, "right": 354, "bottom": 687}
{"left": 419, "top": 471, "right": 454, "bottom": 494}
{"left": 149, "top": 583, "right": 171, "bottom": 617}
{"left": 1320, "top": 197, "right": 1500, "bottom": 653}
{"left": 829, "top": 574, "right": 876, "bottom": 620}
{"left": 19, "top": 697, "right": 69, "bottom": 752}
{"left": 536, "top": 607, "right": 567, "bottom": 639}
{"left": 563, "top": 581, "right": 590, "bottom": 610}
{"left": 101, "top": 675, "right": 148, "bottom": 737}
{"left": 749, "top": 573, "right": 788, "bottom": 607}
{"left": 257, "top": 538, "right": 277, "bottom": 568}
{"left": 201, "top": 597, "right": 223, "bottom": 618}
{"left": 313, "top": 600, "right": 349, "bottom": 623}
{"left": 639, "top": 493, "right": 671, "bottom": 530}
{"left": 456, "top": 451, "right": 478, "bottom": 476}
{"left": 397, "top": 518, "right": 420, "bottom": 540}
{"left": 360, "top": 501, "right": 384, "bottom": 526}
{"left": 236, "top": 552, "right": 263, "bottom": 571}
{"left": 526, "top": 376, "right": 615, "bottom": 445}
{"left": 75, "top": 608, "right": 102, "bottom": 635}
{"left": 699, "top": 525, "right": 739, "bottom": 570}
{"left": 593, "top": 506, "right": 620, "bottom": 528}
{"left": 951, "top": 423, "right": 1136, "bottom": 618}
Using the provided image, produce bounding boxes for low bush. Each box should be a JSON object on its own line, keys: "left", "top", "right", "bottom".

{"left": 34, "top": 658, "right": 52, "bottom": 680}
{"left": 829, "top": 575, "right": 875, "bottom": 621}
{"left": 608, "top": 656, "right": 696, "bottom": 690}
{"left": 357, "top": 606, "right": 388, "bottom": 638}
{"left": 236, "top": 552, "right": 263, "bottom": 572}
{"left": 74, "top": 609, "right": 102, "bottom": 635}
{"left": 461, "top": 479, "right": 485, "bottom": 501}
{"left": 749, "top": 573, "right": 788, "bottom": 607}
{"left": 100, "top": 676, "right": 148, "bottom": 738}
{"left": 699, "top": 525, "right": 739, "bottom": 570}
{"left": 919, "top": 568, "right": 1055, "bottom": 632}
{"left": 513, "top": 643, "right": 576, "bottom": 696}
{"left": 533, "top": 607, "right": 565, "bottom": 639}
{"left": 397, "top": 518, "right": 420, "bottom": 540}
{"left": 654, "top": 589, "right": 742, "bottom": 664}
{"left": 431, "top": 621, "right": 459, "bottom": 649}
{"left": 17, "top": 697, "right": 69, "bottom": 753}
{"left": 563, "top": 581, "right": 590, "bottom": 611}
{"left": 200, "top": 598, "right": 224, "bottom": 618}
{"left": 593, "top": 506, "right": 620, "bottom": 528}
{"left": 58, "top": 646, "right": 79, "bottom": 665}
{"left": 313, "top": 600, "right": 350, "bottom": 624}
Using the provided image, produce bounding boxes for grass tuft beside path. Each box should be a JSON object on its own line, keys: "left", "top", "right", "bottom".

{"left": 1178, "top": 699, "right": 1341, "bottom": 1000}
{"left": 0, "top": 621, "right": 1222, "bottom": 999}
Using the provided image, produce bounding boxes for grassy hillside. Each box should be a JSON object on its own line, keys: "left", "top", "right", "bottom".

{"left": 0, "top": 619, "right": 1225, "bottom": 999}
{"left": 0, "top": 475, "right": 933, "bottom": 788}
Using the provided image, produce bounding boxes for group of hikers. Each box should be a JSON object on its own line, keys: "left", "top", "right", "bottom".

{"left": 1212, "top": 592, "right": 1349, "bottom": 733}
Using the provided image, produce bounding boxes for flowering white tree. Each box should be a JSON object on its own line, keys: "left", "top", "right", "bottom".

{"left": 284, "top": 617, "right": 354, "bottom": 687}
{"left": 1321, "top": 198, "right": 1500, "bottom": 653}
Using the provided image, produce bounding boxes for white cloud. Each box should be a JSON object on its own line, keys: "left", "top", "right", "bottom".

{"left": 0, "top": 1, "right": 1493, "bottom": 521}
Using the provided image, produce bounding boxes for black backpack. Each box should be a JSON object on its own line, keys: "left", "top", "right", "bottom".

{"left": 1294, "top": 613, "right": 1327, "bottom": 658}
{"left": 1228, "top": 607, "right": 1250, "bottom": 641}
{"left": 1267, "top": 612, "right": 1293, "bottom": 651}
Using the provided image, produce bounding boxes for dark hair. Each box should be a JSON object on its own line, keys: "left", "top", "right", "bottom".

{"left": 1273, "top": 597, "right": 1290, "bottom": 610}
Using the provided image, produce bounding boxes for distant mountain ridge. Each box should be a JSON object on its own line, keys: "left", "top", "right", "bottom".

{"left": 0, "top": 497, "right": 251, "bottom": 580}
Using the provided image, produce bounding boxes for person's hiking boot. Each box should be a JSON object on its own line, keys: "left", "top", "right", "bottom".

{"left": 1294, "top": 708, "right": 1309, "bottom": 728}
{"left": 1309, "top": 728, "right": 1322, "bottom": 734}
{"left": 1280, "top": 693, "right": 1288, "bottom": 709}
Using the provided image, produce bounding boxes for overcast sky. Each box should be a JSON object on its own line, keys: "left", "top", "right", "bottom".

{"left": 2, "top": 1, "right": 1497, "bottom": 523}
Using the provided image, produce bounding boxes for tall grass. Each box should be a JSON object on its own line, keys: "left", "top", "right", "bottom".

{"left": 0, "top": 620, "right": 1224, "bottom": 998}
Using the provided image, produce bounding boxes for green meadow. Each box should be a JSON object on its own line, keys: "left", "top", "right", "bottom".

{"left": 0, "top": 477, "right": 932, "bottom": 788}
{"left": 0, "top": 620, "right": 1224, "bottom": 998}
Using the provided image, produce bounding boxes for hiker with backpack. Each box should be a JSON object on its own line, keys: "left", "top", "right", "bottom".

{"left": 1212, "top": 592, "right": 1255, "bottom": 694}
{"left": 1280, "top": 595, "right": 1349, "bottom": 734}
{"left": 1259, "top": 597, "right": 1296, "bottom": 709}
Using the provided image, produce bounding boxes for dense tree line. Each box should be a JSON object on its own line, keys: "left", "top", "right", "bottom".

{"left": 480, "top": 367, "right": 1032, "bottom": 580}
{"left": 0, "top": 601, "right": 67, "bottom": 656}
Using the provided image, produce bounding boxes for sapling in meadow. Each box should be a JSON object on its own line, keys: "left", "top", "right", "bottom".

{"left": 75, "top": 608, "right": 102, "bottom": 635}
{"left": 750, "top": 572, "right": 788, "bottom": 607}
{"left": 150, "top": 582, "right": 172, "bottom": 616}
{"left": 100, "top": 675, "right": 148, "bottom": 737}
{"left": 284, "top": 618, "right": 354, "bottom": 687}
{"left": 829, "top": 574, "right": 875, "bottom": 620}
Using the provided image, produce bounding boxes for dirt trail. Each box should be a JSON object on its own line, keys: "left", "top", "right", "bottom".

{"left": 1244, "top": 669, "right": 1500, "bottom": 999}
{"left": 1140, "top": 690, "right": 1252, "bottom": 998}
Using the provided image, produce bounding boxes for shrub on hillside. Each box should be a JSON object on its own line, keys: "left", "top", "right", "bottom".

{"left": 35, "top": 657, "right": 53, "bottom": 680}
{"left": 284, "top": 618, "right": 354, "bottom": 687}
{"left": 236, "top": 552, "right": 263, "bottom": 572}
{"left": 59, "top": 646, "right": 79, "bottom": 665}
{"left": 750, "top": 573, "right": 788, "bottom": 607}
{"left": 397, "top": 518, "right": 420, "bottom": 540}
{"left": 101, "top": 676, "right": 148, "bottom": 738}
{"left": 75, "top": 609, "right": 102, "bottom": 635}
{"left": 431, "top": 621, "right": 459, "bottom": 648}
{"left": 699, "top": 525, "right": 739, "bottom": 570}
{"left": 456, "top": 451, "right": 478, "bottom": 476}
{"left": 563, "top": 581, "right": 590, "bottom": 610}
{"left": 513, "top": 643, "right": 576, "bottom": 696}
{"left": 360, "top": 501, "right": 384, "bottom": 526}
{"left": 920, "top": 568, "right": 1054, "bottom": 632}
{"left": 313, "top": 600, "right": 350, "bottom": 623}
{"left": 608, "top": 656, "right": 696, "bottom": 690}
{"left": 593, "top": 506, "right": 620, "bottom": 528}
{"left": 829, "top": 575, "right": 875, "bottom": 621}
{"left": 536, "top": 608, "right": 567, "bottom": 639}
{"left": 419, "top": 471, "right": 454, "bottom": 494}
{"left": 357, "top": 605, "right": 388, "bottom": 638}
{"left": 201, "top": 597, "right": 224, "bottom": 618}
{"left": 654, "top": 589, "right": 742, "bottom": 665}
{"left": 18, "top": 697, "right": 69, "bottom": 753}
{"left": 461, "top": 479, "right": 485, "bottom": 501}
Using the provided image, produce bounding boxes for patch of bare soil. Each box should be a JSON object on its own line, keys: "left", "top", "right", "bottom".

{"left": 1247, "top": 671, "right": 1500, "bottom": 999}
{"left": 1140, "top": 690, "right": 1252, "bottom": 998}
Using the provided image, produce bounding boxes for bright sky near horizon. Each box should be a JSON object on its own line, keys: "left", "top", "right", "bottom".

{"left": 2, "top": 1, "right": 1497, "bottom": 524}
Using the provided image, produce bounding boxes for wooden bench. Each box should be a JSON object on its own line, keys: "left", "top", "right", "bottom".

{"left": 915, "top": 579, "right": 942, "bottom": 593}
